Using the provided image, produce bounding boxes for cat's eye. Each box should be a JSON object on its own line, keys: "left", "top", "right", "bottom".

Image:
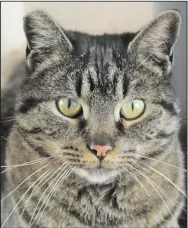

{"left": 56, "top": 98, "right": 82, "bottom": 118}
{"left": 120, "top": 99, "right": 145, "bottom": 120}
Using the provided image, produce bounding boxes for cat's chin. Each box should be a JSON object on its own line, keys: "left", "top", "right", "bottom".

{"left": 74, "top": 167, "right": 119, "bottom": 185}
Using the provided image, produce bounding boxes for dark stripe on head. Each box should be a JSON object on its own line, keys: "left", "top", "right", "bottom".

{"left": 80, "top": 48, "right": 90, "bottom": 66}
{"left": 75, "top": 74, "right": 83, "bottom": 97}
{"left": 155, "top": 131, "right": 174, "bottom": 139}
{"left": 113, "top": 74, "right": 118, "bottom": 95}
{"left": 17, "top": 99, "right": 41, "bottom": 114}
{"left": 112, "top": 50, "right": 123, "bottom": 70}
{"left": 156, "top": 101, "right": 176, "bottom": 115}
{"left": 88, "top": 72, "right": 95, "bottom": 92}
{"left": 95, "top": 62, "right": 100, "bottom": 82}
{"left": 123, "top": 75, "right": 129, "bottom": 96}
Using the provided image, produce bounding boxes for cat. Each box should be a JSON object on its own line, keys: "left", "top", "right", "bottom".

{"left": 1, "top": 9, "right": 186, "bottom": 228}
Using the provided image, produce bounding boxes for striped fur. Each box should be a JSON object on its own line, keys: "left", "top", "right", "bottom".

{"left": 2, "top": 10, "right": 185, "bottom": 228}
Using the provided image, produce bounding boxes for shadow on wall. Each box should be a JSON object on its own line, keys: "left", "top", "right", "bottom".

{"left": 154, "top": 4, "right": 187, "bottom": 228}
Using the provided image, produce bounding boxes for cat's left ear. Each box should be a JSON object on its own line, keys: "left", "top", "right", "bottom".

{"left": 128, "top": 10, "right": 181, "bottom": 73}
{"left": 24, "top": 10, "right": 73, "bottom": 71}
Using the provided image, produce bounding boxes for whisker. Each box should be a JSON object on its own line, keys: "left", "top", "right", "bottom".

{"left": 1, "top": 153, "right": 64, "bottom": 169}
{"left": 36, "top": 167, "right": 75, "bottom": 224}
{"left": 13, "top": 168, "right": 54, "bottom": 228}
{"left": 145, "top": 164, "right": 186, "bottom": 198}
{"left": 1, "top": 165, "right": 48, "bottom": 202}
{"left": 1, "top": 136, "right": 9, "bottom": 141}
{"left": 1, "top": 168, "right": 51, "bottom": 228}
{"left": 1, "top": 116, "right": 16, "bottom": 119}
{"left": 1, "top": 149, "right": 76, "bottom": 169}
{"left": 119, "top": 166, "right": 151, "bottom": 198}
{"left": 136, "top": 164, "right": 185, "bottom": 210}
{"left": 119, "top": 153, "right": 187, "bottom": 172}
{"left": 0, "top": 119, "right": 16, "bottom": 123}
{"left": 136, "top": 53, "right": 153, "bottom": 70}
{"left": 130, "top": 164, "right": 180, "bottom": 228}
{"left": 28, "top": 163, "right": 68, "bottom": 227}
{"left": 1, "top": 159, "right": 52, "bottom": 173}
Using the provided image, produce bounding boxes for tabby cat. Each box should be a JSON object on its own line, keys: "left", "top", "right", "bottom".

{"left": 1, "top": 10, "right": 186, "bottom": 228}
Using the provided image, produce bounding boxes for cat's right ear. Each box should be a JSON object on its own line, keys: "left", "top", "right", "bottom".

{"left": 24, "top": 10, "right": 73, "bottom": 71}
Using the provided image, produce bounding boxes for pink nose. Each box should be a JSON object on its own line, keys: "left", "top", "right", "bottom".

{"left": 90, "top": 144, "right": 113, "bottom": 157}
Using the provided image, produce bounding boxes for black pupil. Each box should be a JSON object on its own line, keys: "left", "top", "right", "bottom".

{"left": 67, "top": 99, "right": 72, "bottom": 109}
{"left": 131, "top": 102, "right": 134, "bottom": 111}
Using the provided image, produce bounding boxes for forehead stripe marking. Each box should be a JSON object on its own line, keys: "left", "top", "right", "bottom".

{"left": 75, "top": 75, "right": 83, "bottom": 97}
{"left": 155, "top": 101, "right": 176, "bottom": 115}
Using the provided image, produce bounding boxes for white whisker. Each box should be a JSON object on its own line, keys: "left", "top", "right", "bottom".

{"left": 13, "top": 168, "right": 54, "bottom": 228}
{"left": 1, "top": 153, "right": 64, "bottom": 170}
{"left": 1, "top": 159, "right": 52, "bottom": 173}
{"left": 136, "top": 53, "right": 153, "bottom": 70}
{"left": 1, "top": 149, "right": 75, "bottom": 170}
{"left": 130, "top": 164, "right": 180, "bottom": 228}
{"left": 1, "top": 115, "right": 16, "bottom": 119}
{"left": 36, "top": 167, "right": 75, "bottom": 224}
{"left": 28, "top": 163, "right": 68, "bottom": 227}
{"left": 119, "top": 153, "right": 186, "bottom": 172}
{"left": 145, "top": 164, "right": 186, "bottom": 198}
{"left": 0, "top": 119, "right": 16, "bottom": 123}
{"left": 1, "top": 168, "right": 51, "bottom": 228}
{"left": 1, "top": 136, "right": 9, "bottom": 141}
{"left": 120, "top": 166, "right": 151, "bottom": 198}
{"left": 1, "top": 165, "right": 48, "bottom": 202}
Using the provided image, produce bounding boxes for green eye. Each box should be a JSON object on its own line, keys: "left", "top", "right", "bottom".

{"left": 120, "top": 99, "right": 145, "bottom": 120}
{"left": 56, "top": 98, "right": 82, "bottom": 118}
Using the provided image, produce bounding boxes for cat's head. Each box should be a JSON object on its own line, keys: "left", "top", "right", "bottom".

{"left": 16, "top": 10, "right": 181, "bottom": 184}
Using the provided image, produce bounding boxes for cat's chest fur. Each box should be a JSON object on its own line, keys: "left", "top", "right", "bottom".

{"left": 44, "top": 178, "right": 149, "bottom": 228}
{"left": 53, "top": 182, "right": 124, "bottom": 226}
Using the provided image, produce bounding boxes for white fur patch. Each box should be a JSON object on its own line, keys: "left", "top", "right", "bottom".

{"left": 74, "top": 167, "right": 119, "bottom": 185}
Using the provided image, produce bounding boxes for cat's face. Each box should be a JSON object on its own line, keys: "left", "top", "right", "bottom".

{"left": 16, "top": 10, "right": 181, "bottom": 184}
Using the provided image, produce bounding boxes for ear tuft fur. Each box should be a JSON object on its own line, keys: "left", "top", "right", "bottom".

{"left": 23, "top": 10, "right": 73, "bottom": 71}
{"left": 24, "top": 10, "right": 72, "bottom": 50}
{"left": 128, "top": 10, "right": 181, "bottom": 68}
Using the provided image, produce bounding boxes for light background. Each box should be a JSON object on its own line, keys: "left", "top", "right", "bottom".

{"left": 1, "top": 2, "right": 186, "bottom": 122}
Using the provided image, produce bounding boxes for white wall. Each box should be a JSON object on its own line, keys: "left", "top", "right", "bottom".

{"left": 1, "top": 2, "right": 25, "bottom": 87}
{"left": 1, "top": 2, "right": 153, "bottom": 86}
{"left": 23, "top": 2, "right": 153, "bottom": 34}
{"left": 1, "top": 2, "right": 25, "bottom": 59}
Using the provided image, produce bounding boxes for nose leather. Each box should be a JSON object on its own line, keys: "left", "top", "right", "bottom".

{"left": 90, "top": 145, "right": 112, "bottom": 157}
